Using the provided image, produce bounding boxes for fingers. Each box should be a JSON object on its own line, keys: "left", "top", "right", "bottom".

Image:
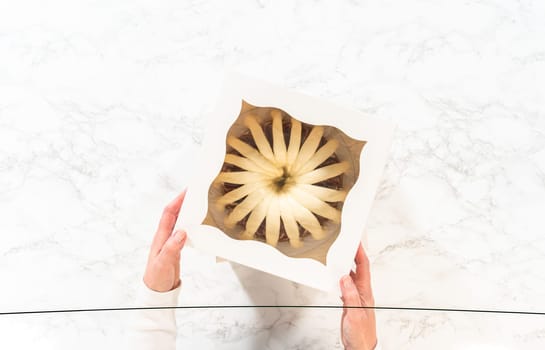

{"left": 159, "top": 229, "right": 187, "bottom": 261}
{"left": 354, "top": 243, "right": 370, "bottom": 272}
{"left": 353, "top": 243, "right": 374, "bottom": 306}
{"left": 151, "top": 190, "right": 187, "bottom": 255}
{"left": 340, "top": 275, "right": 362, "bottom": 308}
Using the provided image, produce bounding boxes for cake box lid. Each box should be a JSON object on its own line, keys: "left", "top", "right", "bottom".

{"left": 178, "top": 72, "right": 394, "bottom": 293}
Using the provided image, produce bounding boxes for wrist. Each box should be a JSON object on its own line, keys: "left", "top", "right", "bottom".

{"left": 137, "top": 279, "right": 181, "bottom": 307}
{"left": 142, "top": 276, "right": 181, "bottom": 293}
{"left": 344, "top": 340, "right": 377, "bottom": 350}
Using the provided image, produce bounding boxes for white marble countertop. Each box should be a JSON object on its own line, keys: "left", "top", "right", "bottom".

{"left": 1, "top": 0, "right": 545, "bottom": 349}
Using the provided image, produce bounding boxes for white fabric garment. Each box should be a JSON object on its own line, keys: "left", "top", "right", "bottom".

{"left": 128, "top": 281, "right": 380, "bottom": 350}
{"left": 127, "top": 281, "right": 180, "bottom": 349}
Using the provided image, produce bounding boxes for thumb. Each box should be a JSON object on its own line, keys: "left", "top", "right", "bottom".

{"left": 159, "top": 229, "right": 187, "bottom": 260}
{"left": 340, "top": 275, "right": 362, "bottom": 308}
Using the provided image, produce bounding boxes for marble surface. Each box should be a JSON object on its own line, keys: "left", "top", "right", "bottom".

{"left": 1, "top": 0, "right": 545, "bottom": 349}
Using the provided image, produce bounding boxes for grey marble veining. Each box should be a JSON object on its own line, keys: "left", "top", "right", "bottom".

{"left": 1, "top": 0, "right": 544, "bottom": 349}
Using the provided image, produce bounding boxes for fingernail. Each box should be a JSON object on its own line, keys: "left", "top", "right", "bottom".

{"left": 342, "top": 275, "right": 352, "bottom": 289}
{"left": 174, "top": 230, "right": 186, "bottom": 244}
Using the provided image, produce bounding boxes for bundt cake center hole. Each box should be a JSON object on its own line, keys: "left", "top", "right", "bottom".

{"left": 272, "top": 166, "right": 292, "bottom": 193}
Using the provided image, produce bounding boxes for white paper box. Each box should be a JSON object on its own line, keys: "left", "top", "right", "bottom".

{"left": 178, "top": 72, "right": 394, "bottom": 293}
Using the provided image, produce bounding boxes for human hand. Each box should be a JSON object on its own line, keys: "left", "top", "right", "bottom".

{"left": 340, "top": 243, "right": 377, "bottom": 350}
{"left": 143, "top": 190, "right": 188, "bottom": 292}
